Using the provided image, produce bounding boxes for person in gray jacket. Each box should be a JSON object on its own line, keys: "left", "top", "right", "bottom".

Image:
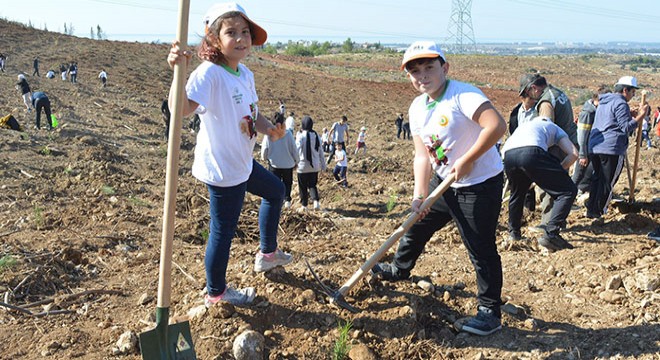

{"left": 572, "top": 86, "right": 610, "bottom": 194}
{"left": 295, "top": 115, "right": 326, "bottom": 211}
{"left": 261, "top": 112, "right": 300, "bottom": 209}
{"left": 586, "top": 76, "right": 649, "bottom": 218}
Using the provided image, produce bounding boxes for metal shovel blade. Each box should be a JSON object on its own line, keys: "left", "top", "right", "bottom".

{"left": 139, "top": 308, "right": 196, "bottom": 360}
{"left": 304, "top": 258, "right": 359, "bottom": 313}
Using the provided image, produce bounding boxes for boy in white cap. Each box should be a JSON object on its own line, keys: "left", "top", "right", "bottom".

{"left": 371, "top": 41, "right": 507, "bottom": 336}
{"left": 586, "top": 76, "right": 649, "bottom": 219}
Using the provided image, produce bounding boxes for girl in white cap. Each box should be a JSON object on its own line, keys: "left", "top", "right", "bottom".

{"left": 167, "top": 2, "right": 292, "bottom": 306}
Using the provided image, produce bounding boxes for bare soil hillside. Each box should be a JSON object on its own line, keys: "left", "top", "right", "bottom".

{"left": 0, "top": 20, "right": 658, "bottom": 360}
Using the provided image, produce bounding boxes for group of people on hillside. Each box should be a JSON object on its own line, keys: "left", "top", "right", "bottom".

{"left": 163, "top": 2, "right": 658, "bottom": 339}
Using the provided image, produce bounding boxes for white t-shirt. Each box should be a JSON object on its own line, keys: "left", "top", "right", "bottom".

{"left": 335, "top": 149, "right": 348, "bottom": 167}
{"left": 99, "top": 70, "right": 107, "bottom": 79}
{"left": 357, "top": 131, "right": 366, "bottom": 143}
{"left": 409, "top": 79, "right": 503, "bottom": 188}
{"left": 187, "top": 61, "right": 259, "bottom": 187}
{"left": 285, "top": 116, "right": 295, "bottom": 132}
{"left": 331, "top": 122, "right": 349, "bottom": 142}
{"left": 501, "top": 119, "right": 568, "bottom": 154}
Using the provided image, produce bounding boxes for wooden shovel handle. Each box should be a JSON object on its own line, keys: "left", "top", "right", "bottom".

{"left": 157, "top": 0, "right": 190, "bottom": 309}
{"left": 629, "top": 90, "right": 647, "bottom": 203}
{"left": 338, "top": 176, "right": 455, "bottom": 296}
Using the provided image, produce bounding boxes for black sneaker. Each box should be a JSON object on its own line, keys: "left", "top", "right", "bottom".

{"left": 648, "top": 227, "right": 660, "bottom": 242}
{"left": 461, "top": 306, "right": 502, "bottom": 336}
{"left": 538, "top": 233, "right": 571, "bottom": 251}
{"left": 370, "top": 263, "right": 408, "bottom": 281}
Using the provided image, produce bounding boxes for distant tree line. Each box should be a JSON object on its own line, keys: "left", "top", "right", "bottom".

{"left": 258, "top": 37, "right": 397, "bottom": 57}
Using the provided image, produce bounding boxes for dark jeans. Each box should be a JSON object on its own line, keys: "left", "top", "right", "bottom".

{"left": 571, "top": 159, "right": 594, "bottom": 193}
{"left": 297, "top": 172, "right": 319, "bottom": 206}
{"left": 505, "top": 147, "right": 577, "bottom": 237}
{"left": 205, "top": 160, "right": 284, "bottom": 296}
{"left": 333, "top": 165, "right": 347, "bottom": 186}
{"left": 396, "top": 125, "right": 402, "bottom": 138}
{"left": 391, "top": 172, "right": 504, "bottom": 316}
{"left": 34, "top": 97, "right": 52, "bottom": 129}
{"left": 271, "top": 167, "right": 294, "bottom": 202}
{"left": 587, "top": 153, "right": 624, "bottom": 217}
{"left": 326, "top": 141, "right": 345, "bottom": 165}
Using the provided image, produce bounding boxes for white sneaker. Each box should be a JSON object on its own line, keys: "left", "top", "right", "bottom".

{"left": 254, "top": 248, "right": 293, "bottom": 272}
{"left": 283, "top": 201, "right": 291, "bottom": 209}
{"left": 313, "top": 200, "right": 320, "bottom": 210}
{"left": 204, "top": 286, "right": 255, "bottom": 306}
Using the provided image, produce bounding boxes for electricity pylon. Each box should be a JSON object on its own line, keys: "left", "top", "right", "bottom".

{"left": 446, "top": 0, "right": 476, "bottom": 53}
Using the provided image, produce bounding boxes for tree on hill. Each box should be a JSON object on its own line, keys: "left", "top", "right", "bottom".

{"left": 342, "top": 37, "right": 354, "bottom": 53}
{"left": 97, "top": 25, "right": 105, "bottom": 40}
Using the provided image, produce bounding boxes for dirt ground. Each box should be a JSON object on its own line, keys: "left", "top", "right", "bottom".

{"left": 0, "top": 20, "right": 659, "bottom": 360}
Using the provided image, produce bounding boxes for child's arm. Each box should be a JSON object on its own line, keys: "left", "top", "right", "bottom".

{"left": 451, "top": 102, "right": 506, "bottom": 181}
{"left": 255, "top": 112, "right": 285, "bottom": 141}
{"left": 412, "top": 135, "right": 432, "bottom": 209}
{"left": 166, "top": 41, "right": 198, "bottom": 117}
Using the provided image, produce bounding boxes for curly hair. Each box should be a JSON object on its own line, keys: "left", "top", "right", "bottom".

{"left": 197, "top": 11, "right": 256, "bottom": 65}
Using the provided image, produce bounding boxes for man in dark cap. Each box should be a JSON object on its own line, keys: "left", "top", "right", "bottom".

{"left": 518, "top": 73, "right": 577, "bottom": 232}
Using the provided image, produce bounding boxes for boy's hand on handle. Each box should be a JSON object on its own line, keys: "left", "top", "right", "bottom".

{"left": 267, "top": 123, "right": 285, "bottom": 141}
{"left": 167, "top": 41, "right": 192, "bottom": 70}
{"left": 411, "top": 197, "right": 430, "bottom": 219}
{"left": 450, "top": 156, "right": 473, "bottom": 182}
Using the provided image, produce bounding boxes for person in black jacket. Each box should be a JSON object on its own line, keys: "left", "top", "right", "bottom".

{"left": 31, "top": 92, "right": 52, "bottom": 130}
{"left": 32, "top": 57, "right": 40, "bottom": 77}
{"left": 395, "top": 113, "right": 404, "bottom": 138}
{"left": 16, "top": 74, "right": 32, "bottom": 112}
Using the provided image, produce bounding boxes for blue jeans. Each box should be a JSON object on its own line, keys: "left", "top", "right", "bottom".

{"left": 205, "top": 160, "right": 284, "bottom": 296}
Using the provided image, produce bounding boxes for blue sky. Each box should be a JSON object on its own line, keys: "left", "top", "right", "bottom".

{"left": 2, "top": 0, "right": 659, "bottom": 44}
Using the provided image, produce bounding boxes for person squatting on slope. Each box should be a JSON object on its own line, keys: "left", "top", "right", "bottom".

{"left": 166, "top": 2, "right": 292, "bottom": 306}
{"left": 502, "top": 116, "right": 578, "bottom": 251}
{"left": 517, "top": 73, "right": 577, "bottom": 232}
{"left": 371, "top": 41, "right": 507, "bottom": 336}
{"left": 586, "top": 76, "right": 649, "bottom": 219}
{"left": 31, "top": 91, "right": 53, "bottom": 130}
{"left": 261, "top": 111, "right": 299, "bottom": 209}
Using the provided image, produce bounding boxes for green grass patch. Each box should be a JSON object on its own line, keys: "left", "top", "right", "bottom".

{"left": 386, "top": 194, "right": 397, "bottom": 213}
{"left": 33, "top": 206, "right": 44, "bottom": 229}
{"left": 101, "top": 185, "right": 116, "bottom": 195}
{"left": 332, "top": 320, "right": 352, "bottom": 360}
{"left": 0, "top": 255, "right": 18, "bottom": 273}
{"left": 128, "top": 196, "right": 149, "bottom": 207}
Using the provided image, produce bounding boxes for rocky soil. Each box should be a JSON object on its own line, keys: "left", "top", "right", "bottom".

{"left": 0, "top": 20, "right": 659, "bottom": 359}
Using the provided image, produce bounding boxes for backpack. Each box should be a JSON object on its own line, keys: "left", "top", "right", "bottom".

{"left": 0, "top": 114, "right": 22, "bottom": 131}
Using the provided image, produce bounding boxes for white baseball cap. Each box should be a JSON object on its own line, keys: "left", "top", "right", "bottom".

{"left": 401, "top": 41, "right": 446, "bottom": 70}
{"left": 615, "top": 76, "right": 639, "bottom": 89}
{"left": 203, "top": 2, "right": 267, "bottom": 46}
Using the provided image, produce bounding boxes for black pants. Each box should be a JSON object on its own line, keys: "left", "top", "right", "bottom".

{"left": 396, "top": 125, "right": 402, "bottom": 138}
{"left": 297, "top": 172, "right": 319, "bottom": 206}
{"left": 571, "top": 160, "right": 594, "bottom": 193}
{"left": 34, "top": 97, "right": 52, "bottom": 129}
{"left": 587, "top": 153, "right": 624, "bottom": 216}
{"left": 392, "top": 172, "right": 504, "bottom": 316}
{"left": 326, "top": 141, "right": 345, "bottom": 165}
{"left": 271, "top": 167, "right": 294, "bottom": 202}
{"left": 505, "top": 147, "right": 577, "bottom": 237}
